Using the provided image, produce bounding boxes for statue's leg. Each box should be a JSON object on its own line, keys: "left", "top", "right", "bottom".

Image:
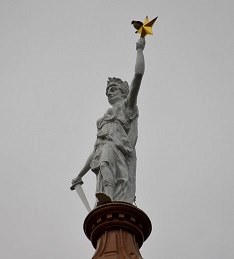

{"left": 96, "top": 161, "right": 114, "bottom": 204}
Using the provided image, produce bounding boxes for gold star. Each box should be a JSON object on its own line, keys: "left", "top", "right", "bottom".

{"left": 136, "top": 16, "right": 158, "bottom": 38}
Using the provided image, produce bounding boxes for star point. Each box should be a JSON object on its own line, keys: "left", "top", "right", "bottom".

{"left": 135, "top": 16, "right": 158, "bottom": 38}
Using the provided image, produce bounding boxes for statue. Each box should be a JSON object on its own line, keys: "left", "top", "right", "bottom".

{"left": 71, "top": 16, "right": 157, "bottom": 207}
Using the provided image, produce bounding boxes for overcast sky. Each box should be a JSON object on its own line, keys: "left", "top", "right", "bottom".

{"left": 1, "top": 0, "right": 233, "bottom": 258}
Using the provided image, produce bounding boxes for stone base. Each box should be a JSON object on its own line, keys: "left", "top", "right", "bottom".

{"left": 83, "top": 202, "right": 152, "bottom": 259}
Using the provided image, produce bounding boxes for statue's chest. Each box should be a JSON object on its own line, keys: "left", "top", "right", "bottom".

{"left": 97, "top": 105, "right": 126, "bottom": 130}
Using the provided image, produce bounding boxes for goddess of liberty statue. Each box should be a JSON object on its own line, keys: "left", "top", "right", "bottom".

{"left": 72, "top": 38, "right": 146, "bottom": 206}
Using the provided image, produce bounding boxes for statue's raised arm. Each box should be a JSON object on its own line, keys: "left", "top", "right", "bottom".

{"left": 126, "top": 37, "right": 146, "bottom": 110}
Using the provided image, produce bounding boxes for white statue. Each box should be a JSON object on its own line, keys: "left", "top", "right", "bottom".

{"left": 72, "top": 38, "right": 146, "bottom": 206}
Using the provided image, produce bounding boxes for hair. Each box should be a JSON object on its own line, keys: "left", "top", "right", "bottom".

{"left": 106, "top": 77, "right": 129, "bottom": 99}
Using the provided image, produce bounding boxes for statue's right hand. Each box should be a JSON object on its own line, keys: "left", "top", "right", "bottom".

{"left": 72, "top": 175, "right": 83, "bottom": 185}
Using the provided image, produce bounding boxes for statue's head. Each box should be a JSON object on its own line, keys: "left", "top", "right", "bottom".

{"left": 106, "top": 77, "right": 129, "bottom": 105}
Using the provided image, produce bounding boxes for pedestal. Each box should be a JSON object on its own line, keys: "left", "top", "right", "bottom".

{"left": 83, "top": 202, "right": 152, "bottom": 259}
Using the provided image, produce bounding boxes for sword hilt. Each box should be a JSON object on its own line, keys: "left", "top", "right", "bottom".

{"left": 70, "top": 180, "right": 84, "bottom": 191}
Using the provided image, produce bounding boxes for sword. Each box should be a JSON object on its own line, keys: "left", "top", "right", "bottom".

{"left": 70, "top": 180, "right": 91, "bottom": 212}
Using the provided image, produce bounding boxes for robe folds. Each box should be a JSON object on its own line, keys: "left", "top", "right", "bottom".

{"left": 90, "top": 100, "right": 138, "bottom": 203}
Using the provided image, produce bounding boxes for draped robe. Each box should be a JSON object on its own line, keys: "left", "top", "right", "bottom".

{"left": 90, "top": 99, "right": 138, "bottom": 203}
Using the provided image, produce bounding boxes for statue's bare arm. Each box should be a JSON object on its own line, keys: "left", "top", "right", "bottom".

{"left": 126, "top": 38, "right": 145, "bottom": 109}
{"left": 72, "top": 150, "right": 95, "bottom": 184}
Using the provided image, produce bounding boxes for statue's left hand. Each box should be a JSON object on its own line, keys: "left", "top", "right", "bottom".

{"left": 136, "top": 37, "right": 146, "bottom": 51}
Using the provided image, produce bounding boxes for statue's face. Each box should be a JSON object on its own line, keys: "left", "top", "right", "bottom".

{"left": 106, "top": 83, "right": 124, "bottom": 105}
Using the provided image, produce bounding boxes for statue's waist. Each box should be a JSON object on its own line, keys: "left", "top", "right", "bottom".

{"left": 97, "top": 132, "right": 113, "bottom": 141}
{"left": 95, "top": 134, "right": 134, "bottom": 155}
{"left": 97, "top": 120, "right": 130, "bottom": 132}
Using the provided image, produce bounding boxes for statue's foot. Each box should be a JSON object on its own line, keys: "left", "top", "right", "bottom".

{"left": 96, "top": 192, "right": 112, "bottom": 205}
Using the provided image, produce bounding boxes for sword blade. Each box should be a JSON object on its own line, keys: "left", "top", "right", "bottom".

{"left": 75, "top": 184, "right": 91, "bottom": 212}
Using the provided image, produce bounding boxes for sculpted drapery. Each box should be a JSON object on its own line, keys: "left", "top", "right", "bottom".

{"left": 90, "top": 97, "right": 138, "bottom": 203}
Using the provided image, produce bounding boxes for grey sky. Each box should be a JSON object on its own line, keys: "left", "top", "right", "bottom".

{"left": 0, "top": 0, "right": 233, "bottom": 258}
